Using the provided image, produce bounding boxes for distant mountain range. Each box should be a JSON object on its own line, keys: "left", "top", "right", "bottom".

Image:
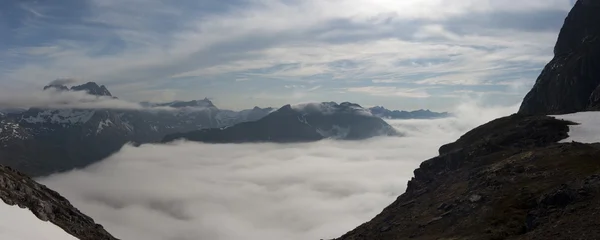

{"left": 0, "top": 108, "right": 27, "bottom": 116}
{"left": 163, "top": 102, "right": 400, "bottom": 143}
{"left": 0, "top": 82, "right": 274, "bottom": 176}
{"left": 0, "top": 82, "right": 449, "bottom": 176}
{"left": 368, "top": 106, "right": 450, "bottom": 119}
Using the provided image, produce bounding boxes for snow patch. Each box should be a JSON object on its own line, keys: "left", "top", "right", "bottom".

{"left": 297, "top": 114, "right": 311, "bottom": 126}
{"left": 316, "top": 125, "right": 350, "bottom": 139}
{"left": 215, "top": 110, "right": 244, "bottom": 127}
{"left": 292, "top": 102, "right": 372, "bottom": 116}
{"left": 0, "top": 121, "right": 31, "bottom": 142}
{"left": 552, "top": 112, "right": 600, "bottom": 143}
{"left": 22, "top": 110, "right": 94, "bottom": 125}
{"left": 96, "top": 119, "right": 114, "bottom": 134}
{"left": 292, "top": 102, "right": 337, "bottom": 114}
{"left": 0, "top": 203, "right": 77, "bottom": 240}
{"left": 122, "top": 120, "right": 134, "bottom": 132}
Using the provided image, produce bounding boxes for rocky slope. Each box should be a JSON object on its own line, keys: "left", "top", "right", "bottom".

{"left": 0, "top": 82, "right": 273, "bottom": 176}
{"left": 163, "top": 102, "right": 399, "bottom": 143}
{"left": 0, "top": 164, "right": 118, "bottom": 240}
{"left": 519, "top": 0, "right": 600, "bottom": 114}
{"left": 338, "top": 1, "right": 600, "bottom": 239}
{"left": 336, "top": 114, "right": 600, "bottom": 239}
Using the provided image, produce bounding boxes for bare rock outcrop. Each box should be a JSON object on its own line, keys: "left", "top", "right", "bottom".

{"left": 0, "top": 164, "right": 118, "bottom": 240}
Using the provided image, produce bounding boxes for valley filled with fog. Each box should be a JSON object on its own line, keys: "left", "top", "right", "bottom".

{"left": 40, "top": 103, "right": 517, "bottom": 240}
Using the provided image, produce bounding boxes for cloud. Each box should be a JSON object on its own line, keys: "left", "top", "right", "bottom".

{"left": 47, "top": 78, "right": 80, "bottom": 86}
{"left": 0, "top": 89, "right": 172, "bottom": 110}
{"left": 40, "top": 101, "right": 517, "bottom": 240}
{"left": 0, "top": 0, "right": 573, "bottom": 110}
{"left": 346, "top": 86, "right": 431, "bottom": 98}
{"left": 288, "top": 102, "right": 373, "bottom": 117}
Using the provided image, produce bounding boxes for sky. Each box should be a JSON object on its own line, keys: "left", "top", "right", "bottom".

{"left": 0, "top": 0, "right": 576, "bottom": 111}
{"left": 40, "top": 102, "right": 518, "bottom": 240}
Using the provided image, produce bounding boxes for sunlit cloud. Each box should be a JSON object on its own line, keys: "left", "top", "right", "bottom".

{"left": 346, "top": 86, "right": 431, "bottom": 98}
{"left": 0, "top": 0, "right": 573, "bottom": 110}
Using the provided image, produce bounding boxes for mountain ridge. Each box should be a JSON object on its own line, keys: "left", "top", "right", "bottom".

{"left": 369, "top": 106, "right": 450, "bottom": 119}
{"left": 163, "top": 102, "right": 399, "bottom": 143}
{"left": 0, "top": 82, "right": 276, "bottom": 176}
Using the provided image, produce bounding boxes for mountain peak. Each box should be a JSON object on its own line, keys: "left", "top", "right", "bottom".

{"left": 70, "top": 82, "right": 113, "bottom": 97}
{"left": 277, "top": 104, "right": 294, "bottom": 112}
{"left": 166, "top": 99, "right": 216, "bottom": 108}
{"left": 339, "top": 102, "right": 363, "bottom": 109}
{"left": 42, "top": 81, "right": 113, "bottom": 97}
{"left": 42, "top": 84, "right": 69, "bottom": 92}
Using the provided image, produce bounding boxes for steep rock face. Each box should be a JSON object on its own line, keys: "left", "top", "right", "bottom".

{"left": 336, "top": 115, "right": 600, "bottom": 240}
{"left": 0, "top": 164, "right": 118, "bottom": 240}
{"left": 519, "top": 0, "right": 600, "bottom": 114}
{"left": 163, "top": 102, "right": 398, "bottom": 143}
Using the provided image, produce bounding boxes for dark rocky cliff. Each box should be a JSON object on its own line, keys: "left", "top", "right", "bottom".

{"left": 338, "top": 1, "right": 600, "bottom": 239}
{"left": 336, "top": 115, "right": 600, "bottom": 240}
{"left": 0, "top": 164, "right": 118, "bottom": 240}
{"left": 519, "top": 0, "right": 600, "bottom": 114}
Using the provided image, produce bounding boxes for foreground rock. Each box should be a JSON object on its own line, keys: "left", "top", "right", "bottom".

{"left": 0, "top": 164, "right": 117, "bottom": 240}
{"left": 336, "top": 114, "right": 600, "bottom": 239}
{"left": 519, "top": 0, "right": 600, "bottom": 115}
{"left": 163, "top": 102, "right": 399, "bottom": 143}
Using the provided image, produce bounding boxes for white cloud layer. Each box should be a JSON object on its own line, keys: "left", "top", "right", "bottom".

{"left": 40, "top": 102, "right": 518, "bottom": 240}
{"left": 0, "top": 89, "right": 178, "bottom": 111}
{"left": 0, "top": 89, "right": 144, "bottom": 110}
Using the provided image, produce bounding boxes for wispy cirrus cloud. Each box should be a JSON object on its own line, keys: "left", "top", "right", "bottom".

{"left": 0, "top": 0, "right": 574, "bottom": 111}
{"left": 346, "top": 86, "right": 431, "bottom": 98}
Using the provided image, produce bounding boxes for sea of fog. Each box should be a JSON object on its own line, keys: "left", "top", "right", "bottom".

{"left": 40, "top": 103, "right": 517, "bottom": 240}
